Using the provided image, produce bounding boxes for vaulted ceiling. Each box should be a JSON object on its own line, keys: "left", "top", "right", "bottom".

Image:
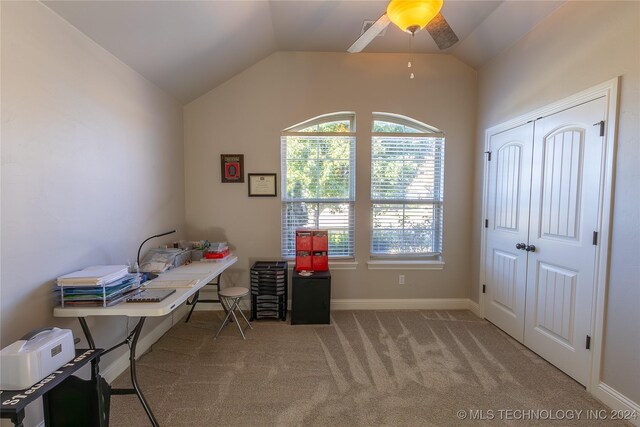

{"left": 44, "top": 1, "right": 565, "bottom": 104}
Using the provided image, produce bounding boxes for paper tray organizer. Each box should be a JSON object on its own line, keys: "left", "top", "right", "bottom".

{"left": 58, "top": 274, "right": 141, "bottom": 307}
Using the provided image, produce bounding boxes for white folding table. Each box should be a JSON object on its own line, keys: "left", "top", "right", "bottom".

{"left": 53, "top": 256, "right": 237, "bottom": 426}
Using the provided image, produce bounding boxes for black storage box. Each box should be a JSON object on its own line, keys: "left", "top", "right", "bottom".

{"left": 250, "top": 261, "right": 288, "bottom": 321}
{"left": 291, "top": 270, "right": 331, "bottom": 325}
{"left": 44, "top": 374, "right": 110, "bottom": 427}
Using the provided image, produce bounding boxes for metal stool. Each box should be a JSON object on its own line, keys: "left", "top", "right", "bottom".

{"left": 214, "top": 287, "right": 253, "bottom": 340}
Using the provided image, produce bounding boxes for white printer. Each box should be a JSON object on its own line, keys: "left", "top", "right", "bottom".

{"left": 0, "top": 327, "right": 75, "bottom": 390}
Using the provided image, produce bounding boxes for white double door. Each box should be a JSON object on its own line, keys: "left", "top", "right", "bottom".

{"left": 484, "top": 97, "right": 606, "bottom": 386}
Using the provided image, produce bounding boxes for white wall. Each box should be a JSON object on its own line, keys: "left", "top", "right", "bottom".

{"left": 471, "top": 1, "right": 639, "bottom": 405}
{"left": 1, "top": 2, "right": 185, "bottom": 423}
{"left": 184, "top": 52, "right": 477, "bottom": 302}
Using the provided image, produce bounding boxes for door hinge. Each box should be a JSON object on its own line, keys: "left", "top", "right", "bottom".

{"left": 593, "top": 120, "right": 605, "bottom": 137}
{"left": 482, "top": 284, "right": 486, "bottom": 294}
{"left": 484, "top": 151, "right": 492, "bottom": 161}
{"left": 592, "top": 231, "right": 598, "bottom": 245}
{"left": 485, "top": 219, "right": 489, "bottom": 228}
{"left": 586, "top": 335, "right": 591, "bottom": 350}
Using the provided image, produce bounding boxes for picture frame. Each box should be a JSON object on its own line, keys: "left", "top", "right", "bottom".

{"left": 248, "top": 173, "right": 277, "bottom": 197}
{"left": 220, "top": 154, "right": 244, "bottom": 183}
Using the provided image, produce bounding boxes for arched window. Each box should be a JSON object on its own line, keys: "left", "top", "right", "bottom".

{"left": 370, "top": 113, "right": 444, "bottom": 257}
{"left": 281, "top": 112, "right": 356, "bottom": 258}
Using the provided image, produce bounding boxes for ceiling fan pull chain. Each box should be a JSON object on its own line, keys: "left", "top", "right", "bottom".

{"left": 409, "top": 32, "right": 415, "bottom": 79}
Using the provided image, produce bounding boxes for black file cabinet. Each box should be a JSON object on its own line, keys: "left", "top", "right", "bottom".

{"left": 291, "top": 270, "right": 331, "bottom": 325}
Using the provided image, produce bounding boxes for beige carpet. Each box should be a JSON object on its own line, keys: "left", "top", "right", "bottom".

{"left": 109, "top": 310, "right": 627, "bottom": 426}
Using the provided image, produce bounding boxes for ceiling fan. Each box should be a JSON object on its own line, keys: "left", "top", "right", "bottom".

{"left": 348, "top": 0, "right": 459, "bottom": 53}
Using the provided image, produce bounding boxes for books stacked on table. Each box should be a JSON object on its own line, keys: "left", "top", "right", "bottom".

{"left": 204, "top": 242, "right": 230, "bottom": 260}
{"left": 56, "top": 265, "right": 141, "bottom": 307}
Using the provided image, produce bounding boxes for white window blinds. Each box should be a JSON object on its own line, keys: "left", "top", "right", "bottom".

{"left": 281, "top": 134, "right": 356, "bottom": 258}
{"left": 371, "top": 135, "right": 444, "bottom": 256}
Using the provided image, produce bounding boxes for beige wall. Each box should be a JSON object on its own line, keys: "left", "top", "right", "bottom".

{"left": 184, "top": 52, "right": 477, "bottom": 301}
{"left": 1, "top": 3, "right": 185, "bottom": 423}
{"left": 471, "top": 1, "right": 639, "bottom": 404}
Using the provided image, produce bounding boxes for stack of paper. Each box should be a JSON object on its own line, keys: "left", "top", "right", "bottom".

{"left": 57, "top": 265, "right": 129, "bottom": 287}
{"left": 58, "top": 274, "right": 141, "bottom": 307}
{"left": 56, "top": 265, "right": 139, "bottom": 307}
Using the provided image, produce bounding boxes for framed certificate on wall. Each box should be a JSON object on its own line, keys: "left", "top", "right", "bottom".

{"left": 248, "top": 173, "right": 277, "bottom": 197}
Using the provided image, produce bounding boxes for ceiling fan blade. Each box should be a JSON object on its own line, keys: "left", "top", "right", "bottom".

{"left": 426, "top": 12, "right": 459, "bottom": 50}
{"left": 348, "top": 13, "right": 391, "bottom": 53}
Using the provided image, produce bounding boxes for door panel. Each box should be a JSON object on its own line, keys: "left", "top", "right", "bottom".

{"left": 495, "top": 144, "right": 523, "bottom": 231}
{"left": 491, "top": 250, "right": 519, "bottom": 311}
{"left": 484, "top": 122, "right": 534, "bottom": 342}
{"left": 533, "top": 261, "right": 577, "bottom": 347}
{"left": 524, "top": 97, "right": 606, "bottom": 385}
{"left": 540, "top": 127, "right": 584, "bottom": 240}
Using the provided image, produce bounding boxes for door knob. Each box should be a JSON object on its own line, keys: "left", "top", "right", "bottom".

{"left": 525, "top": 245, "right": 536, "bottom": 252}
{"left": 516, "top": 243, "right": 526, "bottom": 250}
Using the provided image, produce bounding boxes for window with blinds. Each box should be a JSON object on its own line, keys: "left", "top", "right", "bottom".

{"left": 371, "top": 113, "right": 444, "bottom": 257}
{"left": 281, "top": 113, "right": 356, "bottom": 258}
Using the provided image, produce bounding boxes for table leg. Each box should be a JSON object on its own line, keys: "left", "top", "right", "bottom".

{"left": 128, "top": 317, "right": 158, "bottom": 427}
{"left": 78, "top": 317, "right": 108, "bottom": 426}
{"left": 185, "top": 276, "right": 228, "bottom": 323}
{"left": 108, "top": 318, "right": 158, "bottom": 426}
{"left": 91, "top": 351, "right": 107, "bottom": 427}
{"left": 78, "top": 317, "right": 96, "bottom": 349}
{"left": 81, "top": 317, "right": 159, "bottom": 427}
{"left": 10, "top": 410, "right": 25, "bottom": 427}
{"left": 184, "top": 290, "right": 200, "bottom": 323}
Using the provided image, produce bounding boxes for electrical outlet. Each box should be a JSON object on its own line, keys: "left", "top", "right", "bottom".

{"left": 399, "top": 275, "right": 405, "bottom": 285}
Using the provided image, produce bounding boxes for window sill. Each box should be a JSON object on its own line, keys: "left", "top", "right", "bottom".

{"left": 286, "top": 261, "right": 358, "bottom": 271}
{"left": 366, "top": 260, "right": 445, "bottom": 270}
{"left": 328, "top": 261, "right": 358, "bottom": 270}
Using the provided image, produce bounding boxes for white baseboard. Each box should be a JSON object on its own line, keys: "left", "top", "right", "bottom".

{"left": 192, "top": 301, "right": 249, "bottom": 311}
{"left": 593, "top": 382, "right": 640, "bottom": 427}
{"left": 193, "top": 305, "right": 225, "bottom": 311}
{"left": 468, "top": 300, "right": 481, "bottom": 318}
{"left": 330, "top": 298, "right": 472, "bottom": 311}
{"left": 101, "top": 303, "right": 190, "bottom": 384}
{"left": 192, "top": 298, "right": 480, "bottom": 312}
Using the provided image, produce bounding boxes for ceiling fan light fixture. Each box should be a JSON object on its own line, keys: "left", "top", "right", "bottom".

{"left": 386, "top": 0, "right": 443, "bottom": 34}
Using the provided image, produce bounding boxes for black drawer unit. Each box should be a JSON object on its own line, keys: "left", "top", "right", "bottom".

{"left": 250, "top": 261, "right": 288, "bottom": 321}
{"left": 291, "top": 270, "right": 331, "bottom": 325}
